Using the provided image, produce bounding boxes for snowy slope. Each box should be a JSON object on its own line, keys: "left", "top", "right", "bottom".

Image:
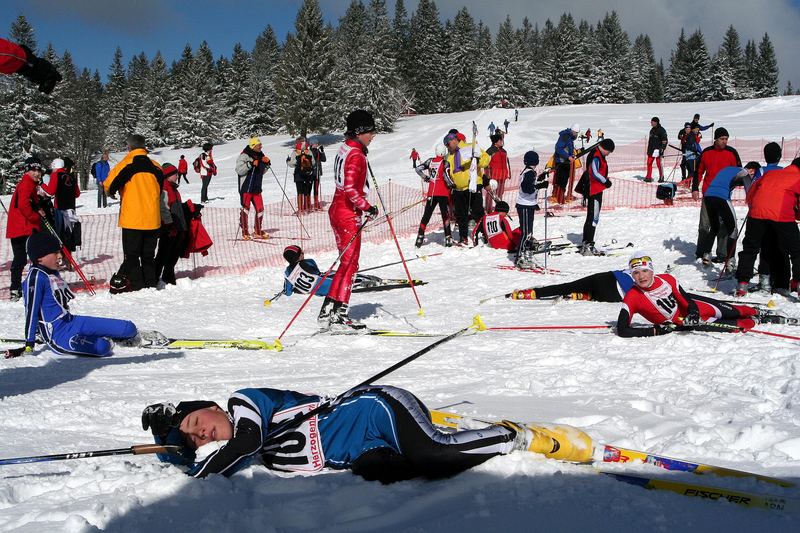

{"left": 2, "top": 98, "right": 800, "bottom": 531}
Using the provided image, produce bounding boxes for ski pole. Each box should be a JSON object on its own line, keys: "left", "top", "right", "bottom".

{"left": 749, "top": 329, "right": 800, "bottom": 342}
{"left": 264, "top": 315, "right": 486, "bottom": 446}
{"left": 263, "top": 289, "right": 283, "bottom": 307}
{"left": 280, "top": 161, "right": 289, "bottom": 215}
{"left": 357, "top": 252, "right": 443, "bottom": 274}
{"left": 40, "top": 217, "right": 95, "bottom": 295}
{"left": 367, "top": 163, "right": 424, "bottom": 316}
{"left": 269, "top": 166, "right": 310, "bottom": 238}
{"left": 0, "top": 444, "right": 182, "bottom": 466}
{"left": 275, "top": 218, "right": 370, "bottom": 342}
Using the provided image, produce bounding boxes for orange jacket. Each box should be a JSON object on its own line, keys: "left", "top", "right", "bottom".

{"left": 747, "top": 165, "right": 800, "bottom": 222}
{"left": 104, "top": 149, "right": 164, "bottom": 230}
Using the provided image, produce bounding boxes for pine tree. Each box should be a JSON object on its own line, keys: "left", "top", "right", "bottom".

{"left": 591, "top": 12, "right": 633, "bottom": 103}
{"left": 248, "top": 26, "right": 280, "bottom": 135}
{"left": 407, "top": 0, "right": 446, "bottom": 114}
{"left": 741, "top": 40, "right": 759, "bottom": 99}
{"left": 785, "top": 80, "right": 794, "bottom": 96}
{"left": 755, "top": 33, "right": 779, "bottom": 98}
{"left": 362, "top": 0, "right": 404, "bottom": 130}
{"left": 447, "top": 8, "right": 478, "bottom": 111}
{"left": 103, "top": 47, "right": 130, "bottom": 149}
{"left": 683, "top": 31, "right": 712, "bottom": 101}
{"left": 163, "top": 45, "right": 193, "bottom": 147}
{"left": 536, "top": 19, "right": 560, "bottom": 106}
{"left": 218, "top": 44, "right": 251, "bottom": 139}
{"left": 630, "top": 34, "right": 660, "bottom": 103}
{"left": 473, "top": 22, "right": 496, "bottom": 108}
{"left": 275, "top": 0, "right": 336, "bottom": 136}
{"left": 665, "top": 29, "right": 689, "bottom": 102}
{"left": 549, "top": 14, "right": 583, "bottom": 105}
{"left": 136, "top": 51, "right": 170, "bottom": 146}
{"left": 392, "top": 0, "right": 412, "bottom": 85}
{"left": 715, "top": 26, "right": 743, "bottom": 99}
{"left": 67, "top": 68, "right": 104, "bottom": 188}
{"left": 125, "top": 52, "right": 149, "bottom": 137}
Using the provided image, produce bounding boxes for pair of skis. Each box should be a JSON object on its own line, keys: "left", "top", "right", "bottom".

{"left": 429, "top": 409, "right": 797, "bottom": 513}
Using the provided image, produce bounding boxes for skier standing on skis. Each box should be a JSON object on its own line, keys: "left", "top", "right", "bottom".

{"left": 644, "top": 117, "right": 667, "bottom": 183}
{"left": 484, "top": 132, "right": 511, "bottom": 213}
{"left": 414, "top": 144, "right": 453, "bottom": 248}
{"left": 317, "top": 110, "right": 380, "bottom": 332}
{"left": 753, "top": 142, "right": 788, "bottom": 294}
{"left": 580, "top": 138, "right": 615, "bottom": 256}
{"left": 198, "top": 143, "right": 216, "bottom": 203}
{"left": 616, "top": 253, "right": 759, "bottom": 338}
{"left": 235, "top": 137, "right": 271, "bottom": 240}
{"left": 18, "top": 231, "right": 139, "bottom": 357}
{"left": 444, "top": 129, "right": 490, "bottom": 244}
{"left": 514, "top": 151, "right": 548, "bottom": 269}
{"left": 552, "top": 124, "right": 580, "bottom": 204}
{"left": 141, "top": 384, "right": 592, "bottom": 481}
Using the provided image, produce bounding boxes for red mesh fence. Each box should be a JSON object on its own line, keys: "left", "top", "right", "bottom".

{"left": 1, "top": 137, "right": 796, "bottom": 298}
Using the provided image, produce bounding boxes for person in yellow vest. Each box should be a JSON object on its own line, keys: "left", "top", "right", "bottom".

{"left": 443, "top": 129, "right": 491, "bottom": 244}
{"left": 104, "top": 134, "right": 164, "bottom": 293}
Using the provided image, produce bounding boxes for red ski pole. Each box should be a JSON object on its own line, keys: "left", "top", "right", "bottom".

{"left": 40, "top": 217, "right": 96, "bottom": 295}
{"left": 275, "top": 218, "right": 369, "bottom": 343}
{"left": 367, "top": 163, "right": 424, "bottom": 316}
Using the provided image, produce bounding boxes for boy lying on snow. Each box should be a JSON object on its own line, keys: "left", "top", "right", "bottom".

{"left": 281, "top": 245, "right": 383, "bottom": 297}
{"left": 142, "top": 385, "right": 593, "bottom": 482}
{"left": 616, "top": 254, "right": 763, "bottom": 337}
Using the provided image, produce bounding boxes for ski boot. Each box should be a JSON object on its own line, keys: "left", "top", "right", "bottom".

{"left": 511, "top": 289, "right": 536, "bottom": 300}
{"left": 570, "top": 292, "right": 591, "bottom": 301}
{"left": 241, "top": 231, "right": 252, "bottom": 241}
{"left": 756, "top": 311, "right": 790, "bottom": 325}
{"left": 515, "top": 250, "right": 536, "bottom": 270}
{"left": 329, "top": 302, "right": 367, "bottom": 333}
{"left": 444, "top": 236, "right": 453, "bottom": 248}
{"left": 120, "top": 330, "right": 170, "bottom": 348}
{"left": 757, "top": 274, "right": 772, "bottom": 293}
{"left": 253, "top": 231, "right": 270, "bottom": 240}
{"left": 354, "top": 274, "right": 381, "bottom": 289}
{"left": 701, "top": 253, "right": 712, "bottom": 268}
{"left": 317, "top": 297, "right": 335, "bottom": 331}
{"left": 414, "top": 233, "right": 424, "bottom": 248}
{"left": 735, "top": 281, "right": 749, "bottom": 297}
{"left": 9, "top": 289, "right": 21, "bottom": 302}
{"left": 580, "top": 242, "right": 603, "bottom": 256}
{"left": 497, "top": 420, "right": 594, "bottom": 463}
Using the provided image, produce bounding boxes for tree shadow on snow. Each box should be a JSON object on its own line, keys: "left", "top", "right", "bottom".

{"left": 0, "top": 351, "right": 184, "bottom": 399}
{"left": 663, "top": 237, "right": 697, "bottom": 265}
{"left": 99, "top": 464, "right": 798, "bottom": 533}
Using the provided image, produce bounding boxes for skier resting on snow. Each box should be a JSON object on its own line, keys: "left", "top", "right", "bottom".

{"left": 472, "top": 201, "right": 520, "bottom": 251}
{"left": 16, "top": 232, "right": 141, "bottom": 357}
{"left": 141, "top": 384, "right": 593, "bottom": 482}
{"left": 616, "top": 253, "right": 764, "bottom": 338}
{"left": 281, "top": 245, "right": 382, "bottom": 297}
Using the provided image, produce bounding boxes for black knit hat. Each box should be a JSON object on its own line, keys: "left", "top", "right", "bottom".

{"left": 283, "top": 245, "right": 302, "bottom": 264}
{"left": 523, "top": 150, "right": 540, "bottom": 166}
{"left": 600, "top": 138, "right": 615, "bottom": 152}
{"left": 26, "top": 231, "right": 61, "bottom": 261}
{"left": 495, "top": 201, "right": 510, "bottom": 213}
{"left": 651, "top": 116, "right": 660, "bottom": 123}
{"left": 714, "top": 127, "right": 729, "bottom": 140}
{"left": 345, "top": 109, "right": 376, "bottom": 136}
{"left": 24, "top": 156, "right": 44, "bottom": 172}
{"left": 763, "top": 142, "right": 782, "bottom": 164}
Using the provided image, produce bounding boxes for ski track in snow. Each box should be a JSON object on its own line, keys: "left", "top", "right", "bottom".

{"left": 2, "top": 98, "right": 800, "bottom": 531}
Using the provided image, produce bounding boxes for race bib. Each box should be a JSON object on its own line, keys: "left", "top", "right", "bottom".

{"left": 261, "top": 402, "right": 325, "bottom": 472}
{"left": 286, "top": 263, "right": 319, "bottom": 295}
{"left": 484, "top": 214, "right": 503, "bottom": 239}
{"left": 642, "top": 282, "right": 679, "bottom": 322}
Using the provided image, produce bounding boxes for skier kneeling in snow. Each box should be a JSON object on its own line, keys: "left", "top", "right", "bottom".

{"left": 18, "top": 232, "right": 141, "bottom": 357}
{"left": 141, "top": 384, "right": 593, "bottom": 482}
{"left": 282, "top": 245, "right": 382, "bottom": 297}
{"left": 472, "top": 201, "right": 520, "bottom": 251}
{"left": 616, "top": 253, "right": 761, "bottom": 338}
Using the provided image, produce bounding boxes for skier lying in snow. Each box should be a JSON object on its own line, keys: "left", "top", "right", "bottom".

{"left": 281, "top": 245, "right": 383, "bottom": 297}
{"left": 616, "top": 254, "right": 765, "bottom": 338}
{"left": 141, "top": 384, "right": 592, "bottom": 482}
{"left": 18, "top": 232, "right": 140, "bottom": 357}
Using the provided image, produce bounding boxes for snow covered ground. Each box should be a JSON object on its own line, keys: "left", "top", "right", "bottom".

{"left": 2, "top": 98, "right": 800, "bottom": 531}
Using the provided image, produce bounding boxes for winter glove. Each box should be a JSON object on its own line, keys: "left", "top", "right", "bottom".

{"left": 365, "top": 205, "right": 379, "bottom": 221}
{"left": 604, "top": 178, "right": 612, "bottom": 189}
{"left": 653, "top": 322, "right": 677, "bottom": 336}
{"left": 17, "top": 45, "right": 62, "bottom": 94}
{"left": 652, "top": 149, "right": 660, "bottom": 158}
{"left": 684, "top": 304, "right": 701, "bottom": 326}
{"left": 535, "top": 179, "right": 549, "bottom": 190}
{"left": 142, "top": 403, "right": 179, "bottom": 436}
{"left": 262, "top": 156, "right": 271, "bottom": 167}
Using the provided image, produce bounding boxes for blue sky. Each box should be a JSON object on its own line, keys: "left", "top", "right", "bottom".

{"left": 2, "top": 0, "right": 798, "bottom": 89}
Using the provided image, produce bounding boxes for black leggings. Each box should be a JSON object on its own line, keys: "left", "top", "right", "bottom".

{"left": 451, "top": 189, "right": 484, "bottom": 241}
{"left": 418, "top": 196, "right": 451, "bottom": 236}
{"left": 349, "top": 386, "right": 514, "bottom": 483}
{"left": 534, "top": 271, "right": 622, "bottom": 302}
{"left": 582, "top": 193, "right": 603, "bottom": 244}
{"left": 698, "top": 197, "right": 737, "bottom": 259}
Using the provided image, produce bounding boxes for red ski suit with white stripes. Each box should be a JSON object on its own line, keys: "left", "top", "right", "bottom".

{"left": 327, "top": 138, "right": 374, "bottom": 304}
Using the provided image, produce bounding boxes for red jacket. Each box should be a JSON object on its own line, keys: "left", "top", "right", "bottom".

{"left": 330, "top": 138, "right": 372, "bottom": 219}
{"left": 587, "top": 147, "right": 610, "bottom": 196}
{"left": 747, "top": 165, "right": 800, "bottom": 222}
{"left": 695, "top": 145, "right": 741, "bottom": 194}
{"left": 487, "top": 146, "right": 510, "bottom": 181}
{"left": 425, "top": 156, "right": 450, "bottom": 198}
{"left": 472, "top": 212, "right": 520, "bottom": 251}
{"left": 177, "top": 158, "right": 188, "bottom": 174}
{"left": 6, "top": 172, "right": 42, "bottom": 238}
{"left": 0, "top": 38, "right": 27, "bottom": 75}
{"left": 410, "top": 149, "right": 419, "bottom": 160}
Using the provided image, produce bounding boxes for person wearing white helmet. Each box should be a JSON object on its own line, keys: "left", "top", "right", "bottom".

{"left": 413, "top": 144, "right": 453, "bottom": 248}
{"left": 552, "top": 123, "right": 580, "bottom": 204}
